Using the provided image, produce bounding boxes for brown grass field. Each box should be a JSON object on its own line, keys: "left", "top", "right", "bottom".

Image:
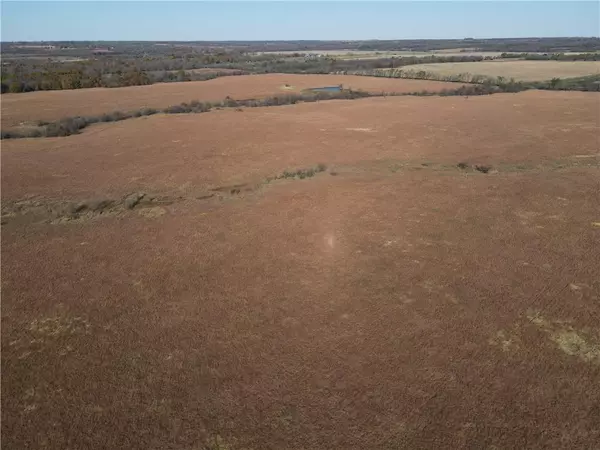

{"left": 2, "top": 90, "right": 600, "bottom": 449}
{"left": 0, "top": 74, "right": 466, "bottom": 128}
{"left": 392, "top": 60, "right": 600, "bottom": 81}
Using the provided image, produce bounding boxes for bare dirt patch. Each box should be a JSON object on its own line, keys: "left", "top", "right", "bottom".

{"left": 0, "top": 74, "right": 467, "bottom": 128}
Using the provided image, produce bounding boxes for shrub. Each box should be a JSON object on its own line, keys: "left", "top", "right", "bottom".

{"left": 223, "top": 97, "right": 239, "bottom": 107}
{"left": 475, "top": 164, "right": 491, "bottom": 173}
{"left": 140, "top": 107, "right": 158, "bottom": 116}
{"left": 275, "top": 165, "right": 327, "bottom": 180}
{"left": 26, "top": 128, "right": 43, "bottom": 138}
{"left": 194, "top": 103, "right": 211, "bottom": 112}
{"left": 100, "top": 112, "right": 120, "bottom": 122}
{"left": 45, "top": 117, "right": 89, "bottom": 136}
{"left": 163, "top": 104, "right": 188, "bottom": 114}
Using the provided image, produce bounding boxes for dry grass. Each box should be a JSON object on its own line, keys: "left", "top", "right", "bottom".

{"left": 0, "top": 74, "right": 466, "bottom": 128}
{"left": 3, "top": 166, "right": 600, "bottom": 449}
{"left": 2, "top": 88, "right": 600, "bottom": 450}
{"left": 2, "top": 90, "right": 597, "bottom": 201}
{"left": 389, "top": 60, "right": 600, "bottom": 81}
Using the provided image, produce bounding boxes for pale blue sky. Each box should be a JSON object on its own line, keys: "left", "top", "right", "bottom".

{"left": 1, "top": 1, "right": 599, "bottom": 41}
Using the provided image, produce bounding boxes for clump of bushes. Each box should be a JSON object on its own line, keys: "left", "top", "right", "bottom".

{"left": 163, "top": 104, "right": 188, "bottom": 114}
{"left": 267, "top": 164, "right": 328, "bottom": 182}
{"left": 140, "top": 107, "right": 159, "bottom": 116}
{"left": 475, "top": 164, "right": 492, "bottom": 173}
{"left": 163, "top": 101, "right": 212, "bottom": 114}
{"left": 529, "top": 74, "right": 600, "bottom": 92}
{"left": 456, "top": 162, "right": 492, "bottom": 173}
{"left": 1, "top": 129, "right": 41, "bottom": 139}
{"left": 45, "top": 117, "right": 89, "bottom": 136}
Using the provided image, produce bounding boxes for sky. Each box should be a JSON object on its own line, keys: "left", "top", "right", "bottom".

{"left": 1, "top": 1, "right": 599, "bottom": 42}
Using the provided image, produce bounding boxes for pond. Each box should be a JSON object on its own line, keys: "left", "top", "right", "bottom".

{"left": 309, "top": 86, "right": 342, "bottom": 93}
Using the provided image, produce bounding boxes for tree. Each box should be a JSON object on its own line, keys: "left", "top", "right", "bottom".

{"left": 9, "top": 81, "right": 23, "bottom": 93}
{"left": 176, "top": 69, "right": 190, "bottom": 82}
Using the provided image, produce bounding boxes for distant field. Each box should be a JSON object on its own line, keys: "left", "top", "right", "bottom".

{"left": 1, "top": 55, "right": 88, "bottom": 62}
{"left": 256, "top": 49, "right": 506, "bottom": 59}
{"left": 146, "top": 67, "right": 243, "bottom": 76}
{"left": 1, "top": 74, "right": 467, "bottom": 127}
{"left": 178, "top": 68, "right": 243, "bottom": 74}
{"left": 336, "top": 51, "right": 506, "bottom": 60}
{"left": 390, "top": 60, "right": 600, "bottom": 81}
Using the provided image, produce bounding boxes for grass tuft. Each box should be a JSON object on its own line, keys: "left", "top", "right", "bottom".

{"left": 272, "top": 164, "right": 328, "bottom": 181}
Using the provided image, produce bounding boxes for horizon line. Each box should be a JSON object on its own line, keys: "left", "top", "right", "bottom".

{"left": 3, "top": 36, "right": 600, "bottom": 43}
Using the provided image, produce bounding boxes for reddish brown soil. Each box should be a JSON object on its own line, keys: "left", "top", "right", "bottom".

{"left": 2, "top": 91, "right": 600, "bottom": 449}
{"left": 1, "top": 74, "right": 466, "bottom": 128}
{"left": 2, "top": 91, "right": 597, "bottom": 202}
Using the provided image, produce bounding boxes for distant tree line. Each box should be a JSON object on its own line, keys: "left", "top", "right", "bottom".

{"left": 3, "top": 41, "right": 599, "bottom": 93}
{"left": 241, "top": 55, "right": 491, "bottom": 74}
{"left": 0, "top": 53, "right": 487, "bottom": 93}
{"left": 3, "top": 37, "right": 599, "bottom": 56}
{"left": 0, "top": 52, "right": 250, "bottom": 92}
{"left": 499, "top": 52, "right": 600, "bottom": 61}
{"left": 1, "top": 66, "right": 246, "bottom": 93}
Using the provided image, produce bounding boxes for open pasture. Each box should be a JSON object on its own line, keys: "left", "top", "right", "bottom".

{"left": 389, "top": 60, "right": 600, "bottom": 81}
{"left": 2, "top": 88, "right": 599, "bottom": 449}
{"left": 1, "top": 74, "right": 466, "bottom": 128}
